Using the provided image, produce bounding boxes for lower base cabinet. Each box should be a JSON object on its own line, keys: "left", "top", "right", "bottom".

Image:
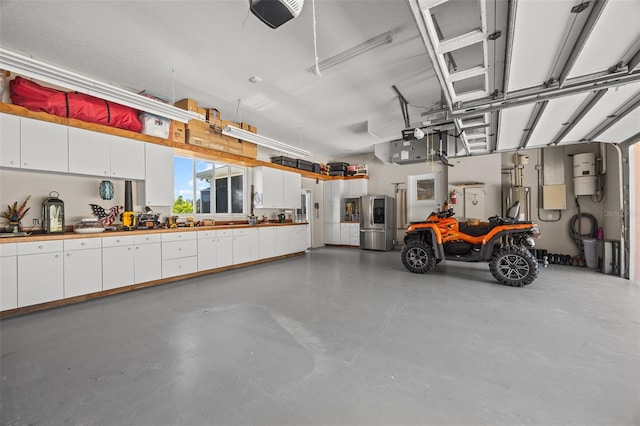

{"left": 102, "top": 236, "right": 135, "bottom": 291}
{"left": 162, "top": 232, "right": 197, "bottom": 278}
{"left": 17, "top": 240, "right": 64, "bottom": 307}
{"left": 64, "top": 238, "right": 102, "bottom": 298}
{"left": 0, "top": 244, "right": 18, "bottom": 311}
{"left": 134, "top": 235, "right": 161, "bottom": 283}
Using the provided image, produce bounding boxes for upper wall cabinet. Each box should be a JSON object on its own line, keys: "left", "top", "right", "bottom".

{"left": 68, "top": 127, "right": 144, "bottom": 180}
{"left": 20, "top": 117, "right": 68, "bottom": 173}
{"left": 253, "top": 166, "right": 301, "bottom": 209}
{"left": 138, "top": 143, "right": 174, "bottom": 206}
{"left": 0, "top": 113, "right": 20, "bottom": 168}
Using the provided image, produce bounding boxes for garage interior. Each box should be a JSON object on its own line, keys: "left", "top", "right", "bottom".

{"left": 1, "top": 0, "right": 639, "bottom": 424}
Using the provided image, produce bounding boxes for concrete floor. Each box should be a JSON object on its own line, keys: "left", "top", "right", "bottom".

{"left": 1, "top": 247, "right": 639, "bottom": 426}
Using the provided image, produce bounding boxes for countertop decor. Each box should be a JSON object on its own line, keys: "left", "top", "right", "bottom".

{"left": 2, "top": 195, "right": 31, "bottom": 232}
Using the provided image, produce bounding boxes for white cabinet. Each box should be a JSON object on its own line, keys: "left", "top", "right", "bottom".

{"left": 283, "top": 170, "right": 302, "bottom": 209}
{"left": 20, "top": 118, "right": 68, "bottom": 172}
{"left": 68, "top": 127, "right": 112, "bottom": 176}
{"left": 0, "top": 243, "right": 18, "bottom": 310}
{"left": 258, "top": 226, "right": 276, "bottom": 259}
{"left": 63, "top": 238, "right": 102, "bottom": 298}
{"left": 110, "top": 135, "right": 145, "bottom": 179}
{"left": 253, "top": 166, "right": 301, "bottom": 209}
{"left": 340, "top": 223, "right": 359, "bottom": 246}
{"left": 344, "top": 179, "right": 368, "bottom": 197}
{"left": 274, "top": 226, "right": 290, "bottom": 256}
{"left": 17, "top": 240, "right": 64, "bottom": 307}
{"left": 216, "top": 229, "right": 233, "bottom": 268}
{"left": 289, "top": 225, "right": 308, "bottom": 253}
{"left": 134, "top": 234, "right": 161, "bottom": 284}
{"left": 197, "top": 230, "right": 218, "bottom": 271}
{"left": 102, "top": 236, "right": 135, "bottom": 290}
{"left": 253, "top": 166, "right": 283, "bottom": 208}
{"left": 138, "top": 143, "right": 174, "bottom": 206}
{"left": 0, "top": 113, "right": 21, "bottom": 168}
{"left": 161, "top": 232, "right": 197, "bottom": 278}
{"left": 232, "top": 228, "right": 259, "bottom": 264}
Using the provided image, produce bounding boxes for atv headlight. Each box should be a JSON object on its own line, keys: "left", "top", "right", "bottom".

{"left": 524, "top": 237, "right": 535, "bottom": 248}
{"left": 531, "top": 224, "right": 541, "bottom": 237}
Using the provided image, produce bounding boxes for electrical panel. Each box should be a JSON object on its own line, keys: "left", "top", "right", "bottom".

{"left": 542, "top": 184, "right": 567, "bottom": 210}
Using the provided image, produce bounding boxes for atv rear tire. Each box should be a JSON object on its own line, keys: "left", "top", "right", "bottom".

{"left": 489, "top": 246, "right": 539, "bottom": 287}
{"left": 401, "top": 240, "right": 437, "bottom": 274}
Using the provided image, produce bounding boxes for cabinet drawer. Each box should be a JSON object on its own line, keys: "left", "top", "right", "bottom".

{"left": 162, "top": 240, "right": 197, "bottom": 260}
{"left": 161, "top": 232, "right": 196, "bottom": 243}
{"left": 134, "top": 234, "right": 161, "bottom": 245}
{"left": 216, "top": 229, "right": 232, "bottom": 238}
{"left": 102, "top": 235, "right": 135, "bottom": 247}
{"left": 0, "top": 243, "right": 17, "bottom": 257}
{"left": 162, "top": 256, "right": 197, "bottom": 278}
{"left": 64, "top": 238, "right": 102, "bottom": 251}
{"left": 197, "top": 230, "right": 216, "bottom": 239}
{"left": 232, "top": 228, "right": 257, "bottom": 237}
{"left": 17, "top": 240, "right": 64, "bottom": 255}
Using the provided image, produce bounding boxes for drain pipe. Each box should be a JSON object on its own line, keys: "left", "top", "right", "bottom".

{"left": 612, "top": 144, "right": 626, "bottom": 278}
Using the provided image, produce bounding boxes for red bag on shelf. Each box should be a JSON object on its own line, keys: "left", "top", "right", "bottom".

{"left": 9, "top": 76, "right": 142, "bottom": 132}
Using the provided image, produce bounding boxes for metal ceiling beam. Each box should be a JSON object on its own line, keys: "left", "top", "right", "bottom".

{"left": 519, "top": 101, "right": 548, "bottom": 149}
{"left": 550, "top": 88, "right": 608, "bottom": 145}
{"left": 558, "top": 0, "right": 609, "bottom": 87}
{"left": 621, "top": 131, "right": 640, "bottom": 145}
{"left": 421, "top": 70, "right": 640, "bottom": 121}
{"left": 582, "top": 92, "right": 640, "bottom": 141}
{"left": 407, "top": 0, "right": 454, "bottom": 111}
{"left": 502, "top": 0, "right": 518, "bottom": 98}
{"left": 628, "top": 47, "right": 640, "bottom": 73}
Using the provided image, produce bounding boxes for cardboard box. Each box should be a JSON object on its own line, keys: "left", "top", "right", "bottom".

{"left": 206, "top": 108, "right": 221, "bottom": 122}
{"left": 186, "top": 129, "right": 228, "bottom": 152}
{"left": 175, "top": 98, "right": 199, "bottom": 112}
{"left": 197, "top": 107, "right": 206, "bottom": 116}
{"left": 188, "top": 118, "right": 213, "bottom": 133}
{"left": 227, "top": 139, "right": 244, "bottom": 155}
{"left": 169, "top": 120, "right": 186, "bottom": 143}
{"left": 239, "top": 122, "right": 258, "bottom": 134}
{"left": 242, "top": 141, "right": 258, "bottom": 158}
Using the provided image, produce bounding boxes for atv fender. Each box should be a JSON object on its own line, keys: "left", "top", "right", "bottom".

{"left": 404, "top": 226, "right": 445, "bottom": 260}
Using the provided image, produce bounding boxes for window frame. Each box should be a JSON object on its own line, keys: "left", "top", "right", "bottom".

{"left": 172, "top": 155, "right": 247, "bottom": 217}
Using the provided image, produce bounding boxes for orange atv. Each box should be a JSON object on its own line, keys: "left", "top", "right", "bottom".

{"left": 401, "top": 201, "right": 542, "bottom": 287}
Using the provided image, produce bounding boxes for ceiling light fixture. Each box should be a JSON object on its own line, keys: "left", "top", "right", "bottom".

{"left": 309, "top": 31, "right": 393, "bottom": 74}
{"left": 0, "top": 48, "right": 201, "bottom": 123}
{"left": 222, "top": 125, "right": 311, "bottom": 158}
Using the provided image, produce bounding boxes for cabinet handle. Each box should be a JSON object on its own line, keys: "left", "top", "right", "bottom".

{"left": 128, "top": 247, "right": 132, "bottom": 251}
{"left": 10, "top": 160, "right": 15, "bottom": 165}
{"left": 55, "top": 254, "right": 60, "bottom": 258}
{"left": 66, "top": 253, "right": 71, "bottom": 257}
{"left": 136, "top": 246, "right": 139, "bottom": 250}
{"left": 38, "top": 245, "right": 44, "bottom": 249}
{"left": 178, "top": 248, "right": 182, "bottom": 251}
{"left": 23, "top": 162, "right": 28, "bottom": 166}
{"left": 80, "top": 242, "right": 86, "bottom": 246}
{"left": 116, "top": 239, "right": 121, "bottom": 243}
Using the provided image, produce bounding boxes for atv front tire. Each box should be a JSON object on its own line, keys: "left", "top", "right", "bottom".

{"left": 401, "top": 240, "right": 437, "bottom": 274}
{"left": 489, "top": 246, "right": 539, "bottom": 287}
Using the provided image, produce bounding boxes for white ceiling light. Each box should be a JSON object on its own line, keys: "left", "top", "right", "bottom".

{"left": 0, "top": 47, "right": 201, "bottom": 123}
{"left": 309, "top": 31, "right": 393, "bottom": 74}
{"left": 222, "top": 125, "right": 311, "bottom": 157}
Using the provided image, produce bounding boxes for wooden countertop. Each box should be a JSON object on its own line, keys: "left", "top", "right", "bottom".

{"left": 0, "top": 222, "right": 308, "bottom": 243}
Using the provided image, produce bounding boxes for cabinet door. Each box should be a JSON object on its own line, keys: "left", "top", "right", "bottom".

{"left": 110, "top": 134, "right": 145, "bottom": 179}
{"left": 139, "top": 143, "right": 174, "bottom": 206}
{"left": 232, "top": 234, "right": 251, "bottom": 264}
{"left": 1, "top": 256, "right": 18, "bottom": 310}
{"left": 198, "top": 238, "right": 217, "bottom": 271}
{"left": 340, "top": 225, "right": 351, "bottom": 245}
{"left": 102, "top": 245, "right": 135, "bottom": 290}
{"left": 18, "top": 252, "right": 64, "bottom": 307}
{"left": 331, "top": 181, "right": 344, "bottom": 222}
{"left": 0, "top": 113, "right": 21, "bottom": 168}
{"left": 68, "top": 127, "right": 111, "bottom": 176}
{"left": 216, "top": 237, "right": 233, "bottom": 268}
{"left": 275, "top": 226, "right": 290, "bottom": 256}
{"left": 331, "top": 223, "right": 341, "bottom": 245}
{"left": 263, "top": 167, "right": 283, "bottom": 208}
{"left": 162, "top": 240, "right": 198, "bottom": 260}
{"left": 64, "top": 248, "right": 102, "bottom": 297}
{"left": 20, "top": 118, "right": 68, "bottom": 172}
{"left": 258, "top": 227, "right": 276, "bottom": 259}
{"left": 283, "top": 170, "right": 301, "bottom": 208}
{"left": 134, "top": 243, "right": 161, "bottom": 284}
{"left": 162, "top": 256, "right": 197, "bottom": 278}
{"left": 289, "top": 226, "right": 307, "bottom": 253}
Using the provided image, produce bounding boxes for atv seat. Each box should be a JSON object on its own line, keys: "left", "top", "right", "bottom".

{"left": 458, "top": 223, "right": 491, "bottom": 237}
{"left": 506, "top": 201, "right": 521, "bottom": 220}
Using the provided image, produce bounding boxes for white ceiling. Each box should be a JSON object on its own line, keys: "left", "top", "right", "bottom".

{"left": 0, "top": 0, "right": 639, "bottom": 159}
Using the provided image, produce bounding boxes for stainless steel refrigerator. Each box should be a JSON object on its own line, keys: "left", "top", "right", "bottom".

{"left": 360, "top": 195, "right": 395, "bottom": 251}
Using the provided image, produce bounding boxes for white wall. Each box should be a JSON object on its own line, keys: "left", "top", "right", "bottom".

{"left": 500, "top": 144, "right": 621, "bottom": 256}
{"left": 447, "top": 154, "right": 502, "bottom": 219}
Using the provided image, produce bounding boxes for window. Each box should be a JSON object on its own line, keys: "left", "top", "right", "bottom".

{"left": 173, "top": 156, "right": 245, "bottom": 215}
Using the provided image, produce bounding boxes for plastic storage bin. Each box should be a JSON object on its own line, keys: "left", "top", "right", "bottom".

{"left": 583, "top": 238, "right": 597, "bottom": 269}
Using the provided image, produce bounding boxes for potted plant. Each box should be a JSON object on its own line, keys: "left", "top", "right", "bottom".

{"left": 2, "top": 195, "right": 31, "bottom": 233}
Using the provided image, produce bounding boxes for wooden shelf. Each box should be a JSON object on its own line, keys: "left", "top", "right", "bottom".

{"left": 0, "top": 102, "right": 368, "bottom": 181}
